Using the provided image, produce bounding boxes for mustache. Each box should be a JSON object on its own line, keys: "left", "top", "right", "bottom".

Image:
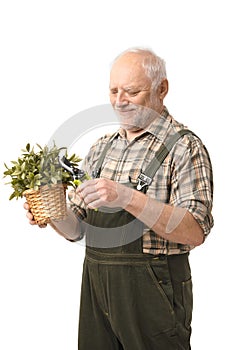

{"left": 114, "top": 104, "right": 138, "bottom": 112}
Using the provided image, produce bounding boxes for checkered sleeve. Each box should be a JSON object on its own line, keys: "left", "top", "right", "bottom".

{"left": 170, "top": 134, "right": 214, "bottom": 236}
{"left": 67, "top": 133, "right": 112, "bottom": 221}
{"left": 67, "top": 154, "right": 90, "bottom": 221}
{"left": 67, "top": 188, "right": 86, "bottom": 220}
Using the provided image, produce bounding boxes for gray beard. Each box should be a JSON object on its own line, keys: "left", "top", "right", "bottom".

{"left": 114, "top": 105, "right": 160, "bottom": 131}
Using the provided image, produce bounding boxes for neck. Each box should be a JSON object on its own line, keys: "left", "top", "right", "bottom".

{"left": 125, "top": 128, "right": 144, "bottom": 141}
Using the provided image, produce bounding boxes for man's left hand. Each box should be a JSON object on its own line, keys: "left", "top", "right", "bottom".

{"left": 76, "top": 178, "right": 133, "bottom": 209}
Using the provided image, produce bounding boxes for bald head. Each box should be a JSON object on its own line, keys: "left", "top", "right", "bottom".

{"left": 112, "top": 48, "right": 167, "bottom": 92}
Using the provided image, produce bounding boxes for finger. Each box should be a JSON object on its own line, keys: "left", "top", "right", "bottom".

{"left": 29, "top": 220, "right": 37, "bottom": 225}
{"left": 26, "top": 211, "right": 38, "bottom": 226}
{"left": 23, "top": 202, "right": 30, "bottom": 210}
{"left": 83, "top": 191, "right": 101, "bottom": 207}
{"left": 26, "top": 211, "right": 34, "bottom": 221}
{"left": 76, "top": 179, "right": 97, "bottom": 193}
{"left": 38, "top": 224, "right": 47, "bottom": 228}
{"left": 77, "top": 181, "right": 98, "bottom": 199}
{"left": 87, "top": 199, "right": 102, "bottom": 210}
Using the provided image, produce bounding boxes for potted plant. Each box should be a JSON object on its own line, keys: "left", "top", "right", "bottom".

{"left": 3, "top": 142, "right": 85, "bottom": 225}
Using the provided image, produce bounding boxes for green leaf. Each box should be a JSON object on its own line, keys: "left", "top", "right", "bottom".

{"left": 36, "top": 143, "right": 43, "bottom": 150}
{"left": 9, "top": 193, "right": 16, "bottom": 200}
{"left": 3, "top": 142, "right": 83, "bottom": 200}
{"left": 11, "top": 170, "right": 22, "bottom": 176}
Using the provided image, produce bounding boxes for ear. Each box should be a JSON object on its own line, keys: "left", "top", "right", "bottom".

{"left": 159, "top": 79, "right": 169, "bottom": 100}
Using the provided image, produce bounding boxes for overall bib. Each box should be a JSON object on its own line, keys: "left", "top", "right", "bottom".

{"left": 78, "top": 130, "right": 193, "bottom": 350}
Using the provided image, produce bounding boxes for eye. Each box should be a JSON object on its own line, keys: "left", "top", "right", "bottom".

{"left": 127, "top": 90, "right": 140, "bottom": 97}
{"left": 110, "top": 89, "right": 118, "bottom": 95}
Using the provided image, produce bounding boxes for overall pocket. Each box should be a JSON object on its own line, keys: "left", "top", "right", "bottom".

{"left": 146, "top": 257, "right": 174, "bottom": 313}
{"left": 134, "top": 262, "right": 176, "bottom": 335}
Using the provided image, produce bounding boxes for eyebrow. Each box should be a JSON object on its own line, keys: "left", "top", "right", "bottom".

{"left": 124, "top": 86, "right": 138, "bottom": 91}
{"left": 109, "top": 85, "right": 150, "bottom": 92}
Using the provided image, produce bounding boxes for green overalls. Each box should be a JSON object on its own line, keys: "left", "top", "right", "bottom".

{"left": 78, "top": 130, "right": 193, "bottom": 350}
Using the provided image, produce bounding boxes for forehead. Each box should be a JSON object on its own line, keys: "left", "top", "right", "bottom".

{"left": 110, "top": 53, "right": 151, "bottom": 88}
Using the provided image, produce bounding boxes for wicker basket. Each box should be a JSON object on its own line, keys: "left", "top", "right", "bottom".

{"left": 23, "top": 183, "right": 67, "bottom": 225}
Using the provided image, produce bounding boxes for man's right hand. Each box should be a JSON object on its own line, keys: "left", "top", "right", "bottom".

{"left": 23, "top": 202, "right": 47, "bottom": 228}
{"left": 23, "top": 201, "right": 82, "bottom": 240}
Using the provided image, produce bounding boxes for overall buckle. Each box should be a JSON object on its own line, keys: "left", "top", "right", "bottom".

{"left": 136, "top": 173, "right": 152, "bottom": 191}
{"left": 92, "top": 168, "right": 101, "bottom": 179}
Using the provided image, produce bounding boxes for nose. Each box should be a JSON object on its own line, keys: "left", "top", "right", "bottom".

{"left": 115, "top": 90, "right": 129, "bottom": 108}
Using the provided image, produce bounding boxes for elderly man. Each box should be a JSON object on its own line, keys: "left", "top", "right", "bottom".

{"left": 25, "top": 48, "right": 213, "bottom": 350}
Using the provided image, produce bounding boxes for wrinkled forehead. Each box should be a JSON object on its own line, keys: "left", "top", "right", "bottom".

{"left": 110, "top": 53, "right": 151, "bottom": 88}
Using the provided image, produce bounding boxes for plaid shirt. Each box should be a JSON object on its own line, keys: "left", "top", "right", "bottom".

{"left": 69, "top": 107, "right": 214, "bottom": 255}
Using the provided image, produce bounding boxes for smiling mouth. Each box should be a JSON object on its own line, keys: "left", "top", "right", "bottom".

{"left": 114, "top": 107, "right": 138, "bottom": 115}
{"left": 115, "top": 108, "right": 135, "bottom": 112}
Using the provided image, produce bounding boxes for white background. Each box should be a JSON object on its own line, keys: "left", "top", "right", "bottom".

{"left": 0, "top": 0, "right": 232, "bottom": 349}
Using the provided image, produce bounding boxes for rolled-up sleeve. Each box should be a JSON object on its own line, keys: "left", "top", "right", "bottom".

{"left": 67, "top": 134, "right": 111, "bottom": 221}
{"left": 171, "top": 135, "right": 214, "bottom": 236}
{"left": 67, "top": 156, "right": 90, "bottom": 221}
{"left": 68, "top": 188, "right": 87, "bottom": 221}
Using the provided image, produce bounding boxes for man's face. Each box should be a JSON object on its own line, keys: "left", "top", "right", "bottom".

{"left": 109, "top": 53, "right": 161, "bottom": 131}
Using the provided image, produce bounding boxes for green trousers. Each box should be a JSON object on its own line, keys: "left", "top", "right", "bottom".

{"left": 78, "top": 209, "right": 193, "bottom": 349}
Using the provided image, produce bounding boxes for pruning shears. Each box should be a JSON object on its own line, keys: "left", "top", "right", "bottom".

{"left": 58, "top": 155, "right": 86, "bottom": 181}
{"left": 59, "top": 155, "right": 99, "bottom": 211}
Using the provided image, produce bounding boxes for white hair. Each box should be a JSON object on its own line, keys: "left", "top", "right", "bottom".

{"left": 112, "top": 47, "right": 167, "bottom": 92}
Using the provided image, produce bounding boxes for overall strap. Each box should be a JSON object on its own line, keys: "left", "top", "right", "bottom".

{"left": 92, "top": 132, "right": 118, "bottom": 178}
{"left": 136, "top": 129, "right": 194, "bottom": 190}
{"left": 92, "top": 129, "right": 195, "bottom": 190}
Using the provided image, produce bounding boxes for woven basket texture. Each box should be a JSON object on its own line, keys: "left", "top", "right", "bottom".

{"left": 23, "top": 183, "right": 67, "bottom": 225}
